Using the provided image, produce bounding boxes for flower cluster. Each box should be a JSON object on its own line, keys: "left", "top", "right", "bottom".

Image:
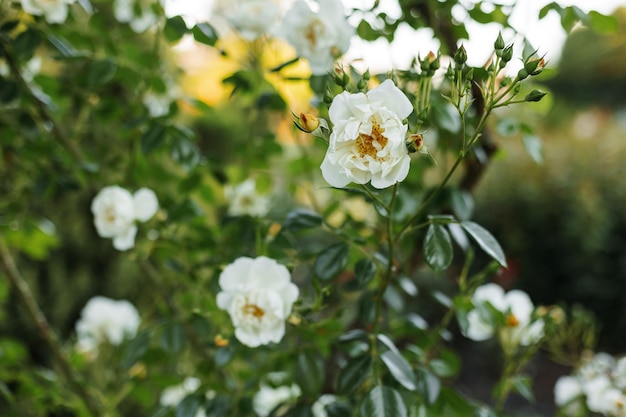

{"left": 462, "top": 283, "right": 545, "bottom": 348}
{"left": 19, "top": 0, "right": 76, "bottom": 24}
{"left": 91, "top": 186, "right": 158, "bottom": 251}
{"left": 75, "top": 296, "right": 140, "bottom": 352}
{"left": 216, "top": 256, "right": 299, "bottom": 348}
{"left": 555, "top": 352, "right": 626, "bottom": 416}
{"left": 217, "top": 0, "right": 353, "bottom": 75}
{"left": 321, "top": 79, "right": 413, "bottom": 189}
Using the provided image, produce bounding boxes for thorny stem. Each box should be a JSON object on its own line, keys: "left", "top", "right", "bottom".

{"left": 0, "top": 238, "right": 104, "bottom": 417}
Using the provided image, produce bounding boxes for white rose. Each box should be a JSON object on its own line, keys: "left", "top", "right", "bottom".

{"left": 20, "top": 0, "right": 76, "bottom": 24}
{"left": 252, "top": 384, "right": 301, "bottom": 417}
{"left": 216, "top": 0, "right": 282, "bottom": 40}
{"left": 91, "top": 186, "right": 158, "bottom": 251}
{"left": 279, "top": 0, "right": 353, "bottom": 75}
{"left": 75, "top": 296, "right": 140, "bottom": 351}
{"left": 216, "top": 256, "right": 299, "bottom": 348}
{"left": 321, "top": 79, "right": 413, "bottom": 189}
{"left": 584, "top": 376, "right": 613, "bottom": 414}
{"left": 224, "top": 179, "right": 270, "bottom": 217}
{"left": 554, "top": 375, "right": 584, "bottom": 407}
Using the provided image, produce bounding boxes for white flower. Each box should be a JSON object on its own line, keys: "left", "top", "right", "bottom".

{"left": 613, "top": 357, "right": 626, "bottom": 389}
{"left": 462, "top": 283, "right": 544, "bottom": 346}
{"left": 554, "top": 375, "right": 584, "bottom": 407}
{"left": 279, "top": 0, "right": 353, "bottom": 75}
{"left": 224, "top": 179, "right": 270, "bottom": 217}
{"left": 216, "top": 256, "right": 299, "bottom": 348}
{"left": 215, "top": 0, "right": 282, "bottom": 40}
{"left": 321, "top": 79, "right": 413, "bottom": 189}
{"left": 20, "top": 0, "right": 76, "bottom": 24}
{"left": 91, "top": 186, "right": 159, "bottom": 251}
{"left": 312, "top": 394, "right": 338, "bottom": 417}
{"left": 252, "top": 384, "right": 301, "bottom": 417}
{"left": 160, "top": 377, "right": 206, "bottom": 417}
{"left": 114, "top": 0, "right": 161, "bottom": 33}
{"left": 584, "top": 375, "right": 614, "bottom": 414}
{"left": 579, "top": 352, "right": 616, "bottom": 382}
{"left": 75, "top": 296, "right": 140, "bottom": 351}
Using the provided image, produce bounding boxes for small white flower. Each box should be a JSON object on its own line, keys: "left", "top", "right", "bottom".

{"left": 321, "top": 79, "right": 413, "bottom": 189}
{"left": 252, "top": 384, "right": 301, "bottom": 417}
{"left": 279, "top": 0, "right": 353, "bottom": 75}
{"left": 613, "top": 357, "right": 626, "bottom": 389}
{"left": 579, "top": 352, "right": 616, "bottom": 382}
{"left": 215, "top": 0, "right": 282, "bottom": 40}
{"left": 584, "top": 375, "right": 614, "bottom": 414}
{"left": 75, "top": 296, "right": 140, "bottom": 351}
{"left": 462, "top": 283, "right": 544, "bottom": 346}
{"left": 224, "top": 179, "right": 270, "bottom": 217}
{"left": 312, "top": 394, "right": 338, "bottom": 417}
{"left": 216, "top": 256, "right": 299, "bottom": 348}
{"left": 20, "top": 0, "right": 76, "bottom": 24}
{"left": 554, "top": 375, "right": 584, "bottom": 407}
{"left": 91, "top": 185, "right": 159, "bottom": 251}
{"left": 160, "top": 377, "right": 207, "bottom": 417}
{"left": 114, "top": 0, "right": 161, "bottom": 33}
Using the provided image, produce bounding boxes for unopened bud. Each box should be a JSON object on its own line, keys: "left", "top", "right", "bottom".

{"left": 465, "top": 68, "right": 474, "bottom": 81}
{"left": 501, "top": 45, "right": 513, "bottom": 63}
{"left": 454, "top": 44, "right": 467, "bottom": 66}
{"left": 494, "top": 32, "right": 505, "bottom": 51}
{"left": 525, "top": 89, "right": 547, "bottom": 102}
{"left": 406, "top": 133, "right": 424, "bottom": 153}
{"left": 524, "top": 57, "right": 545, "bottom": 76}
{"left": 299, "top": 113, "right": 320, "bottom": 132}
{"left": 323, "top": 89, "right": 333, "bottom": 104}
{"left": 215, "top": 334, "right": 229, "bottom": 347}
{"left": 446, "top": 65, "right": 454, "bottom": 79}
{"left": 517, "top": 68, "right": 528, "bottom": 80}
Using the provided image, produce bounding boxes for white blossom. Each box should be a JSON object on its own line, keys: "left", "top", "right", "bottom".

{"left": 554, "top": 375, "right": 584, "bottom": 409}
{"left": 462, "top": 283, "right": 544, "bottom": 346}
{"left": 279, "top": 0, "right": 353, "bottom": 75}
{"left": 321, "top": 79, "right": 413, "bottom": 189}
{"left": 114, "top": 0, "right": 162, "bottom": 33}
{"left": 216, "top": 256, "right": 299, "bottom": 348}
{"left": 91, "top": 185, "right": 159, "bottom": 250}
{"left": 20, "top": 0, "right": 76, "bottom": 24}
{"left": 312, "top": 394, "right": 338, "bottom": 417}
{"left": 252, "top": 384, "right": 301, "bottom": 417}
{"left": 215, "top": 0, "right": 282, "bottom": 40}
{"left": 224, "top": 179, "right": 270, "bottom": 217}
{"left": 75, "top": 296, "right": 140, "bottom": 352}
{"left": 160, "top": 377, "right": 206, "bottom": 417}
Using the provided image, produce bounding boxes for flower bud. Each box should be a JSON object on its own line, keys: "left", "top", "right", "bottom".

{"left": 501, "top": 45, "right": 513, "bottom": 63}
{"left": 406, "top": 133, "right": 424, "bottom": 153}
{"left": 454, "top": 44, "right": 467, "bottom": 66}
{"left": 215, "top": 334, "right": 229, "bottom": 347}
{"left": 446, "top": 65, "right": 454, "bottom": 80}
{"left": 465, "top": 68, "right": 474, "bottom": 81}
{"left": 323, "top": 89, "right": 333, "bottom": 104}
{"left": 298, "top": 113, "right": 320, "bottom": 132}
{"left": 517, "top": 68, "right": 529, "bottom": 80}
{"left": 494, "top": 32, "right": 505, "bottom": 51}
{"left": 524, "top": 57, "right": 545, "bottom": 76}
{"left": 524, "top": 89, "right": 547, "bottom": 102}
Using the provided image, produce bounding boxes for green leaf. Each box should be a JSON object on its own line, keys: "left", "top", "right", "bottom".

{"left": 86, "top": 59, "right": 117, "bottom": 86}
{"left": 380, "top": 350, "right": 417, "bottom": 391}
{"left": 123, "top": 331, "right": 151, "bottom": 369}
{"left": 141, "top": 123, "right": 167, "bottom": 154}
{"left": 354, "top": 258, "right": 376, "bottom": 286}
{"left": 176, "top": 394, "right": 201, "bottom": 417}
{"left": 314, "top": 242, "right": 349, "bottom": 281}
{"left": 159, "top": 321, "right": 186, "bottom": 355}
{"left": 295, "top": 351, "right": 325, "bottom": 395}
{"left": 282, "top": 209, "right": 322, "bottom": 230}
{"left": 429, "top": 349, "right": 460, "bottom": 378}
{"left": 14, "top": 29, "right": 41, "bottom": 61}
{"left": 589, "top": 11, "right": 618, "bottom": 33}
{"left": 47, "top": 34, "right": 85, "bottom": 58}
{"left": 164, "top": 16, "right": 188, "bottom": 42}
{"left": 460, "top": 221, "right": 507, "bottom": 267}
{"left": 336, "top": 355, "right": 372, "bottom": 395}
{"left": 192, "top": 23, "right": 218, "bottom": 46}
{"left": 522, "top": 134, "right": 543, "bottom": 164}
{"left": 424, "top": 224, "right": 453, "bottom": 273}
{"left": 415, "top": 369, "right": 441, "bottom": 405}
{"left": 450, "top": 189, "right": 474, "bottom": 221}
{"left": 511, "top": 375, "right": 535, "bottom": 402}
{"left": 360, "top": 386, "right": 407, "bottom": 417}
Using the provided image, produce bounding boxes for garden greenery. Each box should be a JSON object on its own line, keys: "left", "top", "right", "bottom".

{"left": 0, "top": 0, "right": 622, "bottom": 416}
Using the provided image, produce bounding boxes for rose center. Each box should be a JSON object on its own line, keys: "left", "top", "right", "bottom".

{"left": 243, "top": 302, "right": 266, "bottom": 319}
{"left": 305, "top": 19, "right": 324, "bottom": 47}
{"left": 105, "top": 206, "right": 117, "bottom": 223}
{"left": 356, "top": 120, "right": 388, "bottom": 159}
{"left": 505, "top": 313, "right": 520, "bottom": 327}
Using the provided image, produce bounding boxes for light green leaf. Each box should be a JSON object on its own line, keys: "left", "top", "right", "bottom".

{"left": 522, "top": 134, "right": 543, "bottom": 164}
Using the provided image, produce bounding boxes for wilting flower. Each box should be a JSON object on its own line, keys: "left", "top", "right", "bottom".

{"left": 160, "top": 377, "right": 207, "bottom": 417}
{"left": 224, "top": 179, "right": 270, "bottom": 217}
{"left": 75, "top": 296, "right": 140, "bottom": 351}
{"left": 321, "top": 79, "right": 413, "bottom": 189}
{"left": 252, "top": 383, "right": 301, "bottom": 417}
{"left": 463, "top": 283, "right": 544, "bottom": 346}
{"left": 20, "top": 0, "right": 76, "bottom": 23}
{"left": 216, "top": 256, "right": 299, "bottom": 348}
{"left": 91, "top": 186, "right": 158, "bottom": 250}
{"left": 279, "top": 0, "right": 353, "bottom": 75}
{"left": 114, "top": 0, "right": 161, "bottom": 33}
{"left": 215, "top": 0, "right": 282, "bottom": 40}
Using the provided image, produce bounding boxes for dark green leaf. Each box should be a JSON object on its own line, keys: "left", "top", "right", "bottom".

{"left": 415, "top": 369, "right": 440, "bottom": 405}
{"left": 123, "top": 331, "right": 151, "bottom": 369}
{"left": 336, "top": 355, "right": 372, "bottom": 395}
{"left": 354, "top": 258, "right": 376, "bottom": 286}
{"left": 0, "top": 20, "right": 19, "bottom": 33}
{"left": 429, "top": 349, "right": 460, "bottom": 378}
{"left": 14, "top": 29, "right": 41, "bottom": 61}
{"left": 380, "top": 350, "right": 417, "bottom": 391}
{"left": 424, "top": 224, "right": 453, "bottom": 272}
{"left": 164, "top": 16, "right": 188, "bottom": 42}
{"left": 295, "top": 351, "right": 325, "bottom": 395}
{"left": 176, "top": 394, "right": 201, "bottom": 417}
{"left": 86, "top": 59, "right": 117, "bottom": 86}
{"left": 360, "top": 386, "right": 407, "bottom": 417}
{"left": 522, "top": 134, "right": 543, "bottom": 164}
{"left": 0, "top": 79, "right": 20, "bottom": 103}
{"left": 283, "top": 209, "right": 322, "bottom": 231}
{"left": 159, "top": 321, "right": 186, "bottom": 354}
{"left": 460, "top": 221, "right": 507, "bottom": 267}
{"left": 314, "top": 242, "right": 349, "bottom": 281}
{"left": 450, "top": 189, "right": 474, "bottom": 221}
{"left": 141, "top": 123, "right": 167, "bottom": 154}
{"left": 192, "top": 23, "right": 218, "bottom": 46}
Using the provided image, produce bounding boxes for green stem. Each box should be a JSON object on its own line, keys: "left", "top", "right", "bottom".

{"left": 0, "top": 238, "right": 104, "bottom": 416}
